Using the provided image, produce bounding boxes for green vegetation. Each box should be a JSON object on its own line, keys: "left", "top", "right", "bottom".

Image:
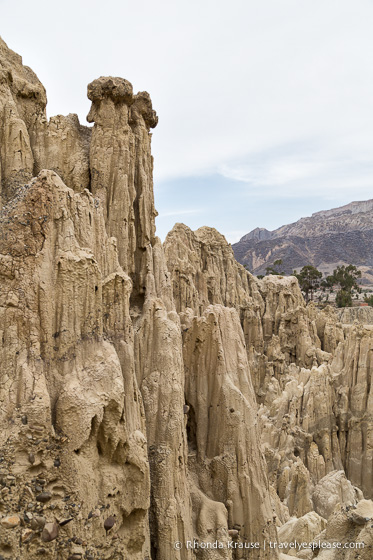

{"left": 335, "top": 289, "right": 352, "bottom": 308}
{"left": 295, "top": 265, "right": 322, "bottom": 303}
{"left": 325, "top": 265, "right": 362, "bottom": 308}
{"left": 265, "top": 259, "right": 284, "bottom": 276}
{"left": 256, "top": 260, "right": 364, "bottom": 309}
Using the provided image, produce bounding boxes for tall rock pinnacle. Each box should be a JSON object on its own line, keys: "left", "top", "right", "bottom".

{"left": 87, "top": 76, "right": 158, "bottom": 296}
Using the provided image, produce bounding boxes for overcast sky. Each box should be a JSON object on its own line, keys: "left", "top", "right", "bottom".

{"left": 2, "top": 0, "right": 373, "bottom": 242}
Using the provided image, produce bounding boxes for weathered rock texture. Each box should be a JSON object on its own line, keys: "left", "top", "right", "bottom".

{"left": 1, "top": 37, "right": 372, "bottom": 560}
{"left": 277, "top": 511, "right": 326, "bottom": 557}
{"left": 0, "top": 171, "right": 150, "bottom": 559}
{"left": 87, "top": 76, "right": 158, "bottom": 290}
{"left": 0, "top": 37, "right": 90, "bottom": 205}
{"left": 316, "top": 500, "right": 373, "bottom": 560}
{"left": 336, "top": 306, "right": 373, "bottom": 325}
{"left": 164, "top": 224, "right": 373, "bottom": 558}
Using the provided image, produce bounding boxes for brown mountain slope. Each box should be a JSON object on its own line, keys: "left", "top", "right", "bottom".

{"left": 232, "top": 199, "right": 373, "bottom": 279}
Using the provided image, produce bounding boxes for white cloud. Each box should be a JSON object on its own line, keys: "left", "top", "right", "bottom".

{"left": 218, "top": 141, "right": 373, "bottom": 201}
{"left": 2, "top": 0, "right": 373, "bottom": 240}
{"left": 219, "top": 157, "right": 328, "bottom": 187}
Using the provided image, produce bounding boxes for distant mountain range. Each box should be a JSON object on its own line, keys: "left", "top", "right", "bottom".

{"left": 232, "top": 199, "right": 373, "bottom": 283}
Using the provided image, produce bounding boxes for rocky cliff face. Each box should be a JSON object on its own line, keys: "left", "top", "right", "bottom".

{"left": 336, "top": 306, "right": 373, "bottom": 325}
{"left": 0, "top": 37, "right": 90, "bottom": 204}
{"left": 0, "top": 37, "right": 372, "bottom": 560}
{"left": 232, "top": 199, "right": 373, "bottom": 280}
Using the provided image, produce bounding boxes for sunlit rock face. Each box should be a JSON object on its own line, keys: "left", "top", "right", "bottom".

{"left": 1, "top": 36, "right": 373, "bottom": 560}
{"left": 164, "top": 223, "right": 373, "bottom": 558}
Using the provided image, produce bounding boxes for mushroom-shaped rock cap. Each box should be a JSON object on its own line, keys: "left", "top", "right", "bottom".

{"left": 87, "top": 76, "right": 134, "bottom": 103}
{"left": 87, "top": 77, "right": 158, "bottom": 129}
{"left": 131, "top": 91, "right": 158, "bottom": 129}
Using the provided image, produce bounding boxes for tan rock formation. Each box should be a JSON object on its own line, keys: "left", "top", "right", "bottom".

{"left": 134, "top": 297, "right": 193, "bottom": 560}
{"left": 316, "top": 500, "right": 373, "bottom": 559}
{"left": 165, "top": 221, "right": 373, "bottom": 556}
{"left": 164, "top": 224, "right": 325, "bottom": 395}
{"left": 277, "top": 511, "right": 326, "bottom": 557}
{"left": 164, "top": 223, "right": 259, "bottom": 314}
{"left": 0, "top": 38, "right": 279, "bottom": 560}
{"left": 0, "top": 37, "right": 90, "bottom": 205}
{"left": 0, "top": 37, "right": 40, "bottom": 202}
{"left": 336, "top": 306, "right": 373, "bottom": 325}
{"left": 330, "top": 324, "right": 373, "bottom": 499}
{"left": 88, "top": 76, "right": 158, "bottom": 293}
{"left": 307, "top": 305, "right": 344, "bottom": 355}
{"left": 181, "top": 304, "right": 277, "bottom": 551}
{"left": 0, "top": 171, "right": 150, "bottom": 559}
{"left": 31, "top": 113, "right": 91, "bottom": 193}
{"left": 1, "top": 35, "right": 373, "bottom": 560}
{"left": 312, "top": 471, "right": 362, "bottom": 520}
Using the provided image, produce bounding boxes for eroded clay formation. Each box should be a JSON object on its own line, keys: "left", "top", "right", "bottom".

{"left": 0, "top": 37, "right": 372, "bottom": 560}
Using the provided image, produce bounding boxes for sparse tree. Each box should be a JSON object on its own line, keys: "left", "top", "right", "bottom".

{"left": 265, "top": 259, "right": 284, "bottom": 276}
{"left": 326, "top": 265, "right": 362, "bottom": 308}
{"left": 321, "top": 275, "right": 334, "bottom": 290}
{"left": 336, "top": 290, "right": 352, "bottom": 308}
{"left": 295, "top": 265, "right": 322, "bottom": 303}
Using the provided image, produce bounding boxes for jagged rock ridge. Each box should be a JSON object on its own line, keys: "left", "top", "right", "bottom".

{"left": 0, "top": 37, "right": 372, "bottom": 560}
{"left": 233, "top": 199, "right": 373, "bottom": 279}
